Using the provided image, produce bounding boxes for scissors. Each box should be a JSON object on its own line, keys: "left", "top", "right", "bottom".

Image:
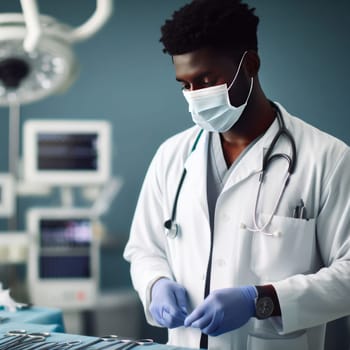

{"left": 0, "top": 330, "right": 50, "bottom": 350}
{"left": 12, "top": 341, "right": 57, "bottom": 350}
{"left": 26, "top": 340, "right": 82, "bottom": 350}
{"left": 50, "top": 340, "right": 82, "bottom": 350}
{"left": 71, "top": 335, "right": 121, "bottom": 350}
{"left": 0, "top": 330, "right": 28, "bottom": 347}
{"left": 73, "top": 335, "right": 154, "bottom": 350}
{"left": 115, "top": 338, "right": 154, "bottom": 349}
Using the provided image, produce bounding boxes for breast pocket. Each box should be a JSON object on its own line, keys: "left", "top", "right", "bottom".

{"left": 250, "top": 214, "right": 316, "bottom": 281}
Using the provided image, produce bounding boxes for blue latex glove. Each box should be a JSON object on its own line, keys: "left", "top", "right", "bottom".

{"left": 184, "top": 286, "right": 257, "bottom": 336}
{"left": 149, "top": 278, "right": 188, "bottom": 328}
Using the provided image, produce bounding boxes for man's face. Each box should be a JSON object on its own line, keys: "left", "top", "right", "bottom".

{"left": 173, "top": 47, "right": 251, "bottom": 107}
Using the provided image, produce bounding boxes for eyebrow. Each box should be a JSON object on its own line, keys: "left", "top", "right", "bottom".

{"left": 175, "top": 71, "right": 213, "bottom": 83}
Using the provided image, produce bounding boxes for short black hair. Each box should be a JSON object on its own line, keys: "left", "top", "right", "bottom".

{"left": 160, "top": 0, "right": 259, "bottom": 56}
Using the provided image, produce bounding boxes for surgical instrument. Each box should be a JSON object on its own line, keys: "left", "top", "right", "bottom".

{"left": 13, "top": 340, "right": 82, "bottom": 350}
{"left": 0, "top": 329, "right": 27, "bottom": 347}
{"left": 12, "top": 341, "right": 57, "bottom": 350}
{"left": 22, "top": 340, "right": 82, "bottom": 350}
{"left": 70, "top": 335, "right": 121, "bottom": 350}
{"left": 0, "top": 330, "right": 50, "bottom": 350}
{"left": 49, "top": 340, "right": 82, "bottom": 350}
{"left": 0, "top": 334, "right": 47, "bottom": 350}
{"left": 115, "top": 339, "right": 154, "bottom": 349}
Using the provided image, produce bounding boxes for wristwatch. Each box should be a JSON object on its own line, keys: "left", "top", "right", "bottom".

{"left": 255, "top": 285, "right": 281, "bottom": 319}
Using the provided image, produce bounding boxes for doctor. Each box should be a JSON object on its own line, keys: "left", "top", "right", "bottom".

{"left": 123, "top": 1, "right": 350, "bottom": 349}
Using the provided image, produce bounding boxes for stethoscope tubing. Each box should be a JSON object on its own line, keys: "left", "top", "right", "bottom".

{"left": 164, "top": 129, "right": 203, "bottom": 236}
{"left": 262, "top": 105, "right": 296, "bottom": 175}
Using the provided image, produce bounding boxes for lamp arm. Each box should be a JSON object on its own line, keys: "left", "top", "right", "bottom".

{"left": 20, "top": 0, "right": 41, "bottom": 52}
{"left": 68, "top": 0, "right": 113, "bottom": 43}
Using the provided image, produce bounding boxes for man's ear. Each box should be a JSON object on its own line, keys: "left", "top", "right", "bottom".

{"left": 245, "top": 50, "right": 260, "bottom": 77}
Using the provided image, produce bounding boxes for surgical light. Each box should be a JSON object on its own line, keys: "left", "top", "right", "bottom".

{"left": 0, "top": 0, "right": 113, "bottom": 106}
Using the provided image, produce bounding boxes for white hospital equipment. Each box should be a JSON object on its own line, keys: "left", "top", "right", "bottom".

{"left": 0, "top": 0, "right": 113, "bottom": 184}
{"left": 0, "top": 0, "right": 113, "bottom": 106}
{"left": 0, "top": 174, "right": 15, "bottom": 217}
{"left": 27, "top": 208, "right": 100, "bottom": 309}
{"left": 23, "top": 120, "right": 111, "bottom": 186}
{"left": 0, "top": 233, "right": 28, "bottom": 264}
{"left": 21, "top": 119, "right": 122, "bottom": 310}
{"left": 0, "top": 0, "right": 124, "bottom": 324}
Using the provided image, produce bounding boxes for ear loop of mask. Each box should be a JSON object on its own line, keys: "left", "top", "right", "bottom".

{"left": 227, "top": 51, "right": 249, "bottom": 90}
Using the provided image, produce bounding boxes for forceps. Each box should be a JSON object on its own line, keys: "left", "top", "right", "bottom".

{"left": 0, "top": 330, "right": 29, "bottom": 348}
{"left": 72, "top": 335, "right": 154, "bottom": 350}
{"left": 50, "top": 340, "right": 82, "bottom": 350}
{"left": 97, "top": 338, "right": 154, "bottom": 350}
{"left": 71, "top": 335, "right": 121, "bottom": 350}
{"left": 115, "top": 338, "right": 154, "bottom": 349}
{"left": 0, "top": 330, "right": 50, "bottom": 350}
{"left": 27, "top": 340, "right": 82, "bottom": 350}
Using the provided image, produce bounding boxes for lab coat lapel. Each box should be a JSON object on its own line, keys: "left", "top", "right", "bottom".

{"left": 184, "top": 130, "right": 210, "bottom": 221}
{"left": 222, "top": 117, "right": 280, "bottom": 191}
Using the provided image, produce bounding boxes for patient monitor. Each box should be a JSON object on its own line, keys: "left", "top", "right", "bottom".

{"left": 23, "top": 120, "right": 111, "bottom": 186}
{"left": 27, "top": 208, "right": 100, "bottom": 309}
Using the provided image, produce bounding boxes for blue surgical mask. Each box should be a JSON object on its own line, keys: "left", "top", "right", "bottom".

{"left": 183, "top": 51, "right": 253, "bottom": 133}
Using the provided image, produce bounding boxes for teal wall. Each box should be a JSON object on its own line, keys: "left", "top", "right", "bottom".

{"left": 0, "top": 0, "right": 349, "bottom": 343}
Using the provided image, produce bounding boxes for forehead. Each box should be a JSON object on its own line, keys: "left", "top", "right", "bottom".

{"left": 173, "top": 48, "right": 235, "bottom": 80}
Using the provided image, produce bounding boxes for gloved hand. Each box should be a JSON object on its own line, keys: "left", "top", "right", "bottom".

{"left": 184, "top": 286, "right": 257, "bottom": 336}
{"left": 149, "top": 278, "right": 188, "bottom": 328}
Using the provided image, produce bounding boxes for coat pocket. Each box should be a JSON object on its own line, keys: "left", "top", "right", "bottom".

{"left": 250, "top": 214, "right": 316, "bottom": 281}
{"left": 247, "top": 332, "right": 308, "bottom": 350}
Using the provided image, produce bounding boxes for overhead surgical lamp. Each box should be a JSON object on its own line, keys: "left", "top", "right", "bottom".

{"left": 0, "top": 0, "right": 113, "bottom": 106}
{"left": 0, "top": 0, "right": 113, "bottom": 231}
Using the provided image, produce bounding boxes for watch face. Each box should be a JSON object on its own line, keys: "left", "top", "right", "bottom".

{"left": 256, "top": 296, "right": 274, "bottom": 319}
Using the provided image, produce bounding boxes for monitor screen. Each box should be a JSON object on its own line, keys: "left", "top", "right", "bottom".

{"left": 38, "top": 218, "right": 92, "bottom": 279}
{"left": 23, "top": 120, "right": 111, "bottom": 185}
{"left": 27, "top": 208, "right": 99, "bottom": 308}
{"left": 38, "top": 133, "right": 98, "bottom": 171}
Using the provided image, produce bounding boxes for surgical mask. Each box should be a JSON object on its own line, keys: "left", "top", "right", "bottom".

{"left": 183, "top": 51, "right": 253, "bottom": 133}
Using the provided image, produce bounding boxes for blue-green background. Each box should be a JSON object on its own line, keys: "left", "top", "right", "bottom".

{"left": 0, "top": 0, "right": 349, "bottom": 345}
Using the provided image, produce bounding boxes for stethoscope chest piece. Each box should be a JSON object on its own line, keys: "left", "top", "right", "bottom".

{"left": 164, "top": 219, "right": 179, "bottom": 239}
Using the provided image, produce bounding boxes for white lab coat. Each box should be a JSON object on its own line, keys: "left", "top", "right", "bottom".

{"left": 124, "top": 103, "right": 350, "bottom": 350}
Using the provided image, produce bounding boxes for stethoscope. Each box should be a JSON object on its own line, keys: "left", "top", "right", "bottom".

{"left": 163, "top": 128, "right": 203, "bottom": 238}
{"left": 164, "top": 103, "right": 297, "bottom": 239}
